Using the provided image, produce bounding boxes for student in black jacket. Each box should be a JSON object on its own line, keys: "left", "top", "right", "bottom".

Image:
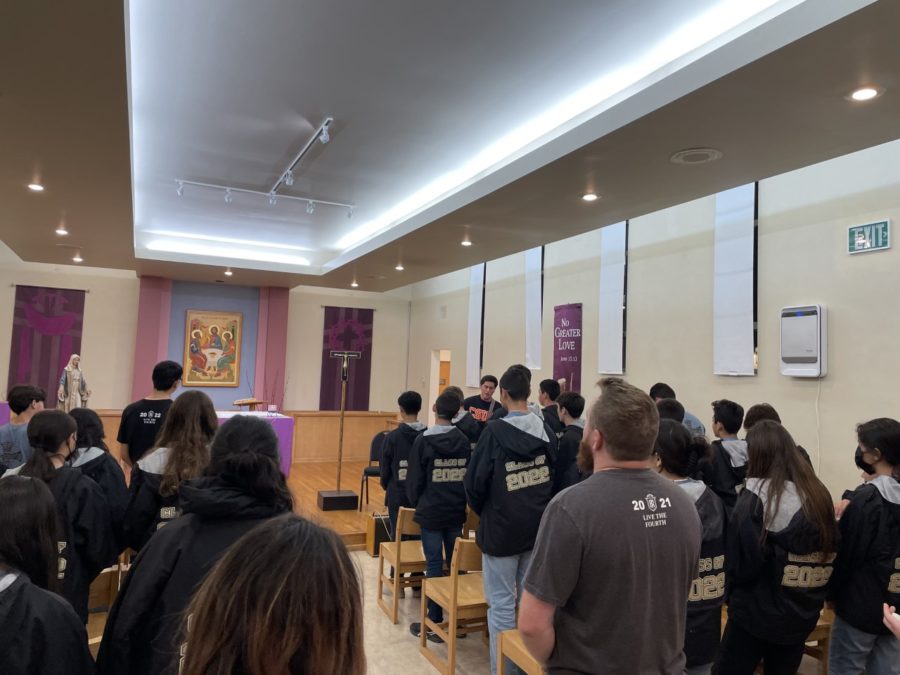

{"left": 123, "top": 390, "right": 217, "bottom": 551}
{"left": 828, "top": 418, "right": 900, "bottom": 674}
{"left": 3, "top": 409, "right": 117, "bottom": 624}
{"left": 464, "top": 364, "right": 557, "bottom": 674}
{"left": 538, "top": 379, "right": 564, "bottom": 436}
{"left": 379, "top": 390, "right": 425, "bottom": 538}
{"left": 97, "top": 415, "right": 293, "bottom": 675}
{"left": 554, "top": 392, "right": 585, "bottom": 491}
{"left": 407, "top": 391, "right": 472, "bottom": 642}
{"left": 69, "top": 407, "right": 129, "bottom": 549}
{"left": 655, "top": 420, "right": 725, "bottom": 675}
{"left": 445, "top": 386, "right": 481, "bottom": 445}
{"left": 714, "top": 420, "right": 838, "bottom": 675}
{"left": 0, "top": 475, "right": 94, "bottom": 675}
{"left": 702, "top": 399, "right": 747, "bottom": 515}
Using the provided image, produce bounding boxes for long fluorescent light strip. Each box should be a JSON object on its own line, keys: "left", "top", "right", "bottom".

{"left": 143, "top": 230, "right": 312, "bottom": 252}
{"left": 146, "top": 240, "right": 310, "bottom": 266}
{"left": 335, "top": 0, "right": 794, "bottom": 251}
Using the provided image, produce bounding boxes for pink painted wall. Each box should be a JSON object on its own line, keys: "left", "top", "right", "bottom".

{"left": 253, "top": 287, "right": 289, "bottom": 409}
{"left": 130, "top": 277, "right": 172, "bottom": 402}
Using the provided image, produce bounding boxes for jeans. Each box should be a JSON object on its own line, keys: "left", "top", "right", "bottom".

{"left": 713, "top": 620, "right": 805, "bottom": 675}
{"left": 828, "top": 613, "right": 900, "bottom": 675}
{"left": 420, "top": 527, "right": 462, "bottom": 623}
{"left": 483, "top": 550, "right": 532, "bottom": 675}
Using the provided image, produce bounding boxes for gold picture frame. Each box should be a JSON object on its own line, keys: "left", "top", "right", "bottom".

{"left": 182, "top": 310, "right": 242, "bottom": 387}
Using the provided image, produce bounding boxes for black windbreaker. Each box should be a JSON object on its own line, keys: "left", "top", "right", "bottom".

{"left": 122, "top": 447, "right": 181, "bottom": 551}
{"left": 554, "top": 424, "right": 583, "bottom": 492}
{"left": 96, "top": 476, "right": 290, "bottom": 675}
{"left": 464, "top": 414, "right": 558, "bottom": 556}
{"left": 452, "top": 410, "right": 482, "bottom": 445}
{"left": 379, "top": 423, "right": 424, "bottom": 510}
{"left": 676, "top": 479, "right": 726, "bottom": 667}
{"left": 830, "top": 475, "right": 900, "bottom": 635}
{"left": 701, "top": 439, "right": 747, "bottom": 515}
{"left": 71, "top": 446, "right": 129, "bottom": 551}
{"left": 406, "top": 426, "right": 471, "bottom": 530}
{"left": 542, "top": 405, "right": 564, "bottom": 436}
{"left": 0, "top": 573, "right": 94, "bottom": 675}
{"left": 726, "top": 477, "right": 838, "bottom": 645}
{"left": 3, "top": 465, "right": 118, "bottom": 623}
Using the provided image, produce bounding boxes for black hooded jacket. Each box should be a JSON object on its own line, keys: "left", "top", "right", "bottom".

{"left": 542, "top": 405, "right": 564, "bottom": 436}
{"left": 676, "top": 479, "right": 727, "bottom": 667}
{"left": 122, "top": 447, "right": 181, "bottom": 551}
{"left": 96, "top": 476, "right": 291, "bottom": 675}
{"left": 3, "top": 464, "right": 117, "bottom": 624}
{"left": 464, "top": 414, "right": 558, "bottom": 556}
{"left": 830, "top": 475, "right": 900, "bottom": 635}
{"left": 406, "top": 425, "right": 471, "bottom": 530}
{"left": 554, "top": 423, "right": 584, "bottom": 492}
{"left": 379, "top": 423, "right": 425, "bottom": 510}
{"left": 452, "top": 410, "right": 482, "bottom": 445}
{"left": 0, "top": 573, "right": 95, "bottom": 675}
{"left": 71, "top": 446, "right": 129, "bottom": 550}
{"left": 701, "top": 438, "right": 748, "bottom": 515}
{"left": 726, "top": 477, "right": 839, "bottom": 645}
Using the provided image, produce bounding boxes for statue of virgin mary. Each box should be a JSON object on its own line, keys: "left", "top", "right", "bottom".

{"left": 58, "top": 354, "right": 91, "bottom": 412}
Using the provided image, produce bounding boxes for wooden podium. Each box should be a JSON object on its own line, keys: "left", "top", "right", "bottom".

{"left": 233, "top": 398, "right": 268, "bottom": 411}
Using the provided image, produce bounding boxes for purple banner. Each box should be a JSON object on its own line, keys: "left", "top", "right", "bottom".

{"left": 8, "top": 286, "right": 86, "bottom": 407}
{"left": 319, "top": 307, "right": 373, "bottom": 411}
{"left": 553, "top": 303, "right": 582, "bottom": 394}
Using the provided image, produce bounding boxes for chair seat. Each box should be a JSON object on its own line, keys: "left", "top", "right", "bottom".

{"left": 363, "top": 466, "right": 380, "bottom": 476}
{"left": 425, "top": 572, "right": 486, "bottom": 609}
{"left": 380, "top": 541, "right": 426, "bottom": 565}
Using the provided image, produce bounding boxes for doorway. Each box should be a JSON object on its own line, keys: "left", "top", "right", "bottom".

{"left": 427, "top": 349, "right": 452, "bottom": 425}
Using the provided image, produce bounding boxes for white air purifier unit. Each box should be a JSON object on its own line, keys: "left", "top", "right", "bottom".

{"left": 780, "top": 304, "right": 826, "bottom": 378}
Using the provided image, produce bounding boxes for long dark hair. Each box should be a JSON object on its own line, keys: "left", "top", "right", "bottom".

{"left": 20, "top": 409, "right": 77, "bottom": 482}
{"left": 69, "top": 407, "right": 109, "bottom": 453}
{"left": 180, "top": 514, "right": 364, "bottom": 675}
{"left": 746, "top": 420, "right": 836, "bottom": 554}
{"left": 206, "top": 415, "right": 293, "bottom": 512}
{"left": 0, "top": 476, "right": 60, "bottom": 590}
{"left": 654, "top": 419, "right": 710, "bottom": 479}
{"left": 857, "top": 417, "right": 900, "bottom": 480}
{"left": 150, "top": 391, "right": 217, "bottom": 497}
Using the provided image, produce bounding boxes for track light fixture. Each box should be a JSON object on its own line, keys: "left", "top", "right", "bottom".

{"left": 268, "top": 193, "right": 277, "bottom": 205}
{"left": 224, "top": 188, "right": 233, "bottom": 204}
{"left": 269, "top": 117, "right": 334, "bottom": 195}
{"left": 284, "top": 170, "right": 294, "bottom": 187}
{"left": 173, "top": 179, "right": 353, "bottom": 213}
{"left": 347, "top": 207, "right": 354, "bottom": 219}
{"left": 176, "top": 181, "right": 184, "bottom": 197}
{"left": 306, "top": 201, "right": 316, "bottom": 215}
{"left": 319, "top": 126, "right": 330, "bottom": 144}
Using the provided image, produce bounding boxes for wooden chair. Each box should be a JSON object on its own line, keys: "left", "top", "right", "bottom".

{"left": 498, "top": 630, "right": 545, "bottom": 675}
{"left": 419, "top": 537, "right": 489, "bottom": 674}
{"left": 803, "top": 608, "right": 834, "bottom": 675}
{"left": 377, "top": 507, "right": 427, "bottom": 624}
{"left": 360, "top": 430, "right": 388, "bottom": 511}
{"left": 462, "top": 507, "right": 480, "bottom": 540}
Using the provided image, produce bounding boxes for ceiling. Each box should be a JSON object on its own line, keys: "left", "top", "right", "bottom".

{"left": 3, "top": 1, "right": 900, "bottom": 291}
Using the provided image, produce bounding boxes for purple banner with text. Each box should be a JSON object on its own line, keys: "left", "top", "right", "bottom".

{"left": 553, "top": 303, "right": 582, "bottom": 394}
{"left": 319, "top": 306, "right": 373, "bottom": 411}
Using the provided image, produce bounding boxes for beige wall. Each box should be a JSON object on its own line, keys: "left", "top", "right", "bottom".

{"left": 0, "top": 257, "right": 139, "bottom": 408}
{"left": 282, "top": 284, "right": 412, "bottom": 412}
{"left": 405, "top": 139, "right": 900, "bottom": 497}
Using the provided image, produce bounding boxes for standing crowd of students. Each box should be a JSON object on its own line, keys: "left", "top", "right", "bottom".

{"left": 0, "top": 357, "right": 898, "bottom": 674}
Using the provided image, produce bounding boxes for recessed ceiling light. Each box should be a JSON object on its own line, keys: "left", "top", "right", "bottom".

{"left": 28, "top": 183, "right": 44, "bottom": 192}
{"left": 72, "top": 249, "right": 83, "bottom": 263}
{"left": 224, "top": 268, "right": 233, "bottom": 276}
{"left": 581, "top": 193, "right": 599, "bottom": 202}
{"left": 395, "top": 263, "right": 404, "bottom": 271}
{"left": 669, "top": 147, "right": 723, "bottom": 165}
{"left": 55, "top": 219, "right": 68, "bottom": 236}
{"left": 351, "top": 280, "right": 359, "bottom": 288}
{"left": 461, "top": 238, "right": 473, "bottom": 247}
{"left": 848, "top": 87, "right": 882, "bottom": 102}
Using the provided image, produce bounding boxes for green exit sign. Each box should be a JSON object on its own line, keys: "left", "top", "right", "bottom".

{"left": 848, "top": 220, "right": 891, "bottom": 255}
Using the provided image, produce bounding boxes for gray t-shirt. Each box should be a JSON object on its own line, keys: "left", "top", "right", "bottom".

{"left": 0, "top": 423, "right": 31, "bottom": 471}
{"left": 524, "top": 468, "right": 702, "bottom": 674}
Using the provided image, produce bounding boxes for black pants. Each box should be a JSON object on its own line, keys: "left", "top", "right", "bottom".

{"left": 713, "top": 620, "right": 806, "bottom": 675}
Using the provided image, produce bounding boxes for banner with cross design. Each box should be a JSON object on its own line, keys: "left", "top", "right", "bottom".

{"left": 318, "top": 306, "right": 374, "bottom": 410}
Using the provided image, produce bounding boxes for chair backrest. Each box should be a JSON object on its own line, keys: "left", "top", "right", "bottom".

{"left": 462, "top": 507, "right": 480, "bottom": 539}
{"left": 369, "top": 430, "right": 389, "bottom": 464}
{"left": 396, "top": 506, "right": 421, "bottom": 540}
{"left": 451, "top": 537, "right": 482, "bottom": 574}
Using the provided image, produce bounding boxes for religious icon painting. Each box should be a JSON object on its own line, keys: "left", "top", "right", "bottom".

{"left": 182, "top": 310, "right": 242, "bottom": 387}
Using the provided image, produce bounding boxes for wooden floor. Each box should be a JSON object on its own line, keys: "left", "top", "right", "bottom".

{"left": 288, "top": 461, "right": 387, "bottom": 549}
